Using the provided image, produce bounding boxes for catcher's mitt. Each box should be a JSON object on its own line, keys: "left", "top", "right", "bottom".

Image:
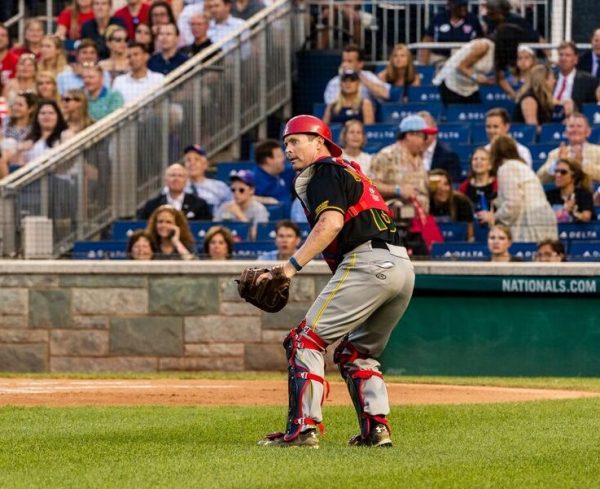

{"left": 237, "top": 266, "right": 290, "bottom": 313}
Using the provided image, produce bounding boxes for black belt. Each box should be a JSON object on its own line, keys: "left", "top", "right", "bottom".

{"left": 371, "top": 239, "right": 390, "bottom": 250}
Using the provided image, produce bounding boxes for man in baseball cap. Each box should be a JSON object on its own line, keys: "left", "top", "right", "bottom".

{"left": 368, "top": 114, "right": 435, "bottom": 213}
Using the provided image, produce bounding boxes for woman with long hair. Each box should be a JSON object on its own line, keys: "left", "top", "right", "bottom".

{"left": 429, "top": 169, "right": 474, "bottom": 241}
{"left": 535, "top": 239, "right": 567, "bottom": 262}
{"left": 545, "top": 158, "right": 596, "bottom": 223}
{"left": 9, "top": 19, "right": 45, "bottom": 60}
{"left": 99, "top": 25, "right": 130, "bottom": 83}
{"left": 3, "top": 91, "right": 37, "bottom": 142}
{"left": 55, "top": 0, "right": 95, "bottom": 40}
{"left": 60, "top": 89, "right": 95, "bottom": 142}
{"left": 134, "top": 23, "right": 155, "bottom": 54}
{"left": 35, "top": 71, "right": 60, "bottom": 103}
{"left": 433, "top": 23, "right": 527, "bottom": 105}
{"left": 3, "top": 54, "right": 37, "bottom": 104}
{"left": 513, "top": 64, "right": 558, "bottom": 128}
{"left": 477, "top": 135, "right": 557, "bottom": 242}
{"left": 145, "top": 205, "right": 196, "bottom": 260}
{"left": 458, "top": 147, "right": 497, "bottom": 212}
{"left": 202, "top": 225, "right": 234, "bottom": 260}
{"left": 39, "top": 35, "right": 69, "bottom": 77}
{"left": 322, "top": 70, "right": 374, "bottom": 125}
{"left": 377, "top": 44, "right": 420, "bottom": 102}
{"left": 147, "top": 1, "right": 177, "bottom": 38}
{"left": 19, "top": 99, "right": 68, "bottom": 165}
{"left": 339, "top": 119, "right": 372, "bottom": 175}
{"left": 506, "top": 44, "right": 536, "bottom": 95}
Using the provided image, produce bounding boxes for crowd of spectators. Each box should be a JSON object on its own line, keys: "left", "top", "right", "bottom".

{"left": 0, "top": 0, "right": 268, "bottom": 177}
{"left": 2, "top": 0, "right": 600, "bottom": 262}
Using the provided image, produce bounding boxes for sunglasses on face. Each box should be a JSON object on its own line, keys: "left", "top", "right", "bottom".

{"left": 555, "top": 169, "right": 570, "bottom": 176}
{"left": 230, "top": 187, "right": 247, "bottom": 194}
{"left": 110, "top": 36, "right": 127, "bottom": 42}
{"left": 61, "top": 96, "right": 81, "bottom": 102}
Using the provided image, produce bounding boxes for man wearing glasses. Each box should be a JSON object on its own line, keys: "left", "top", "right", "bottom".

{"left": 57, "top": 39, "right": 111, "bottom": 95}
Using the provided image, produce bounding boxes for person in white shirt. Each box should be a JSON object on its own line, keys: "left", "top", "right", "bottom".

{"left": 177, "top": 2, "right": 204, "bottom": 46}
{"left": 339, "top": 119, "right": 372, "bottom": 176}
{"left": 323, "top": 45, "right": 389, "bottom": 105}
{"left": 484, "top": 107, "right": 532, "bottom": 167}
{"left": 554, "top": 41, "right": 598, "bottom": 112}
{"left": 206, "top": 0, "right": 245, "bottom": 45}
{"left": 113, "top": 41, "right": 164, "bottom": 104}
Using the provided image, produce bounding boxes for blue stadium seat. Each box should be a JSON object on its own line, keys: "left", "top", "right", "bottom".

{"left": 471, "top": 124, "right": 488, "bottom": 145}
{"left": 558, "top": 222, "right": 600, "bottom": 241}
{"left": 192, "top": 221, "right": 251, "bottom": 241}
{"left": 530, "top": 143, "right": 556, "bottom": 164}
{"left": 568, "top": 241, "right": 600, "bottom": 261}
{"left": 431, "top": 242, "right": 489, "bottom": 260}
{"left": 479, "top": 85, "right": 513, "bottom": 104}
{"left": 473, "top": 220, "right": 490, "bottom": 242}
{"left": 582, "top": 104, "right": 600, "bottom": 126}
{"left": 364, "top": 142, "right": 385, "bottom": 154}
{"left": 539, "top": 123, "right": 566, "bottom": 144}
{"left": 313, "top": 102, "right": 326, "bottom": 118}
{"left": 216, "top": 161, "right": 256, "bottom": 182}
{"left": 454, "top": 144, "right": 476, "bottom": 164}
{"left": 416, "top": 65, "right": 435, "bottom": 85}
{"left": 364, "top": 123, "right": 397, "bottom": 147}
{"left": 379, "top": 102, "right": 440, "bottom": 124}
{"left": 590, "top": 125, "right": 600, "bottom": 144}
{"left": 445, "top": 105, "right": 487, "bottom": 123}
{"left": 437, "top": 222, "right": 468, "bottom": 241}
{"left": 407, "top": 85, "right": 441, "bottom": 104}
{"left": 437, "top": 123, "right": 471, "bottom": 145}
{"left": 72, "top": 241, "right": 128, "bottom": 259}
{"left": 233, "top": 240, "right": 277, "bottom": 258}
{"left": 509, "top": 242, "right": 537, "bottom": 261}
{"left": 265, "top": 203, "right": 285, "bottom": 220}
{"left": 256, "top": 222, "right": 311, "bottom": 240}
{"left": 112, "top": 220, "right": 147, "bottom": 240}
{"left": 508, "top": 124, "right": 537, "bottom": 145}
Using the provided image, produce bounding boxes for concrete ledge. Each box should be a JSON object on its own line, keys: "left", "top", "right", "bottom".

{"left": 0, "top": 260, "right": 598, "bottom": 276}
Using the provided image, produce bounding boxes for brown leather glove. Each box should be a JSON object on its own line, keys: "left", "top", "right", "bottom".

{"left": 237, "top": 265, "right": 290, "bottom": 313}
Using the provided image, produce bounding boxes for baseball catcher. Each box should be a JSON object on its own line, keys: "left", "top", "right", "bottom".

{"left": 244, "top": 114, "right": 415, "bottom": 449}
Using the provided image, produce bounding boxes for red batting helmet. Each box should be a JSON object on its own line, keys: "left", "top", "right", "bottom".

{"left": 282, "top": 115, "right": 343, "bottom": 157}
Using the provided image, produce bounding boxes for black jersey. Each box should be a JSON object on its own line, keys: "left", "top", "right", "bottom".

{"left": 296, "top": 158, "right": 400, "bottom": 266}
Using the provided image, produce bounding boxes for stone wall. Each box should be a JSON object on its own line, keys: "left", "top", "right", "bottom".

{"left": 1, "top": 260, "right": 598, "bottom": 373}
{"left": 0, "top": 261, "right": 332, "bottom": 373}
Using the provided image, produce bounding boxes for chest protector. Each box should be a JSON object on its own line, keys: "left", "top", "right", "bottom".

{"left": 295, "top": 157, "right": 393, "bottom": 272}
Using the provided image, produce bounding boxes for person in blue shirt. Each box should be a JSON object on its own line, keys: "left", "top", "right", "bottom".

{"left": 253, "top": 138, "right": 295, "bottom": 217}
{"left": 419, "top": 0, "right": 484, "bottom": 66}
{"left": 147, "top": 23, "right": 189, "bottom": 75}
{"left": 257, "top": 220, "right": 302, "bottom": 261}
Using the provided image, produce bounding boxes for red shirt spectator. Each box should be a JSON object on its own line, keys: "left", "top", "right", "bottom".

{"left": 56, "top": 1, "right": 96, "bottom": 40}
{"left": 114, "top": 0, "right": 151, "bottom": 40}
{"left": 0, "top": 24, "right": 18, "bottom": 81}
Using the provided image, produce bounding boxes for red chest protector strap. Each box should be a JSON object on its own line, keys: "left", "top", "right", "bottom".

{"left": 329, "top": 158, "right": 394, "bottom": 223}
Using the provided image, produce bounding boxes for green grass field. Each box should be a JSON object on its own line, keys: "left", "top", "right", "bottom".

{"left": 2, "top": 376, "right": 600, "bottom": 488}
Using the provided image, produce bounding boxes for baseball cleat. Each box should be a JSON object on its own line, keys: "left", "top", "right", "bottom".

{"left": 257, "top": 429, "right": 319, "bottom": 448}
{"left": 349, "top": 423, "right": 393, "bottom": 448}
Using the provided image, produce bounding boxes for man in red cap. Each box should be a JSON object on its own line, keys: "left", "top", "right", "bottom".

{"left": 257, "top": 115, "right": 415, "bottom": 449}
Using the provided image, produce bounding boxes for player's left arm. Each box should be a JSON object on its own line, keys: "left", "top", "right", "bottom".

{"left": 282, "top": 210, "right": 343, "bottom": 278}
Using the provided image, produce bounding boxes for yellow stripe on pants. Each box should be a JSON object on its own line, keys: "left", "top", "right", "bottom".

{"left": 312, "top": 253, "right": 356, "bottom": 330}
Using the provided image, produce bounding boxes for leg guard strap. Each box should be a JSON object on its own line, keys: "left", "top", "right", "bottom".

{"left": 334, "top": 336, "right": 388, "bottom": 439}
{"left": 282, "top": 321, "right": 329, "bottom": 441}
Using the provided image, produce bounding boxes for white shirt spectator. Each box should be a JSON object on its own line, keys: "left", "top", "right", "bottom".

{"left": 208, "top": 15, "right": 245, "bottom": 46}
{"left": 112, "top": 70, "right": 165, "bottom": 105}
{"left": 166, "top": 190, "right": 185, "bottom": 211}
{"left": 342, "top": 149, "right": 372, "bottom": 176}
{"left": 484, "top": 141, "right": 533, "bottom": 167}
{"left": 178, "top": 3, "right": 205, "bottom": 46}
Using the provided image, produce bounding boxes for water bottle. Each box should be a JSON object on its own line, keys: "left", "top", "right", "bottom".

{"left": 477, "top": 190, "right": 489, "bottom": 212}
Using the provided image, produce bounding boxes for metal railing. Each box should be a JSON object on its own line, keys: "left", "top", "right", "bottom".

{"left": 0, "top": 0, "right": 295, "bottom": 257}
{"left": 296, "top": 0, "right": 553, "bottom": 60}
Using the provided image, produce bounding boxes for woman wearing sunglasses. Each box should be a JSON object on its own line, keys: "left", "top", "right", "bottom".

{"left": 213, "top": 170, "right": 269, "bottom": 241}
{"left": 60, "top": 89, "right": 94, "bottom": 142}
{"left": 99, "top": 25, "right": 130, "bottom": 83}
{"left": 545, "top": 158, "right": 596, "bottom": 223}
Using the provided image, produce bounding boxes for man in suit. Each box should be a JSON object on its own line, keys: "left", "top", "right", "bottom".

{"left": 418, "top": 111, "right": 462, "bottom": 183}
{"left": 554, "top": 41, "right": 599, "bottom": 111}
{"left": 577, "top": 28, "right": 600, "bottom": 79}
{"left": 137, "top": 163, "right": 212, "bottom": 220}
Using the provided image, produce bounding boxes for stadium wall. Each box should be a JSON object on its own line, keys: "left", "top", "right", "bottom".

{"left": 0, "top": 261, "right": 598, "bottom": 375}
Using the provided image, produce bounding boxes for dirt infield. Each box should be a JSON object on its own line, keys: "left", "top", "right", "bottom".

{"left": 0, "top": 379, "right": 598, "bottom": 407}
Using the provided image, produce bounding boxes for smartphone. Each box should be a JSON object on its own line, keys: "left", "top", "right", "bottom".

{"left": 168, "top": 229, "right": 176, "bottom": 239}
